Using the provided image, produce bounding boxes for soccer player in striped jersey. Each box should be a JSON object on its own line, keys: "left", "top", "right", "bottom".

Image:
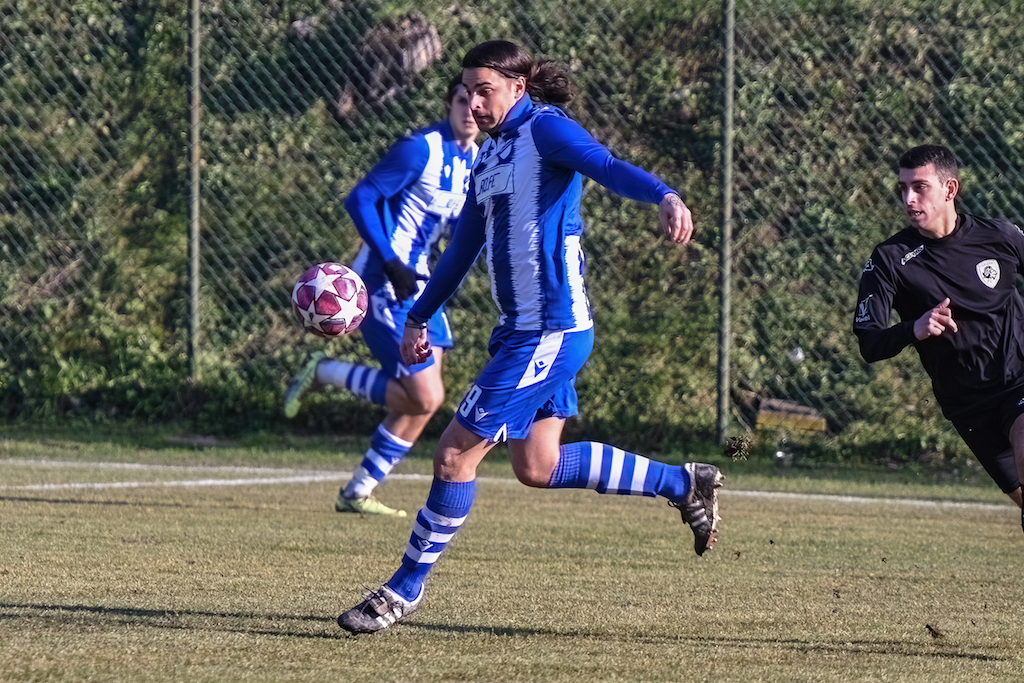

{"left": 337, "top": 41, "right": 723, "bottom": 634}
{"left": 284, "top": 77, "right": 479, "bottom": 517}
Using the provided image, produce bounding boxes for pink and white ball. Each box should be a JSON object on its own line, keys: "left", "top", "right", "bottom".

{"left": 291, "top": 262, "right": 368, "bottom": 337}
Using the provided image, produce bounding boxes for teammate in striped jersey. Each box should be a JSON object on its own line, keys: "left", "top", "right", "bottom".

{"left": 284, "top": 77, "right": 479, "bottom": 517}
{"left": 337, "top": 41, "right": 723, "bottom": 634}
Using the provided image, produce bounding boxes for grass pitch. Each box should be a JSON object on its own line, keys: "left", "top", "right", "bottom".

{"left": 1, "top": 433, "right": 1022, "bottom": 682}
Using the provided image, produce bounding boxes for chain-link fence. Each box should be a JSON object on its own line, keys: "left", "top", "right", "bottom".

{"left": 730, "top": 0, "right": 1024, "bottom": 461}
{"left": 3, "top": 0, "right": 1024, "bottom": 462}
{"left": 190, "top": 0, "right": 719, "bottom": 447}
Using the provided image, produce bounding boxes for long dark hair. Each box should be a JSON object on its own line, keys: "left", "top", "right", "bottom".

{"left": 461, "top": 40, "right": 573, "bottom": 105}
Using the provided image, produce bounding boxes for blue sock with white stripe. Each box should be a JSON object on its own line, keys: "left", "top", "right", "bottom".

{"left": 386, "top": 478, "right": 476, "bottom": 602}
{"left": 316, "top": 359, "right": 389, "bottom": 405}
{"left": 343, "top": 424, "right": 413, "bottom": 499}
{"left": 548, "top": 442, "right": 690, "bottom": 502}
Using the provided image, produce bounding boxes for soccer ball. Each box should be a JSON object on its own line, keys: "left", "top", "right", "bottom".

{"left": 291, "top": 262, "right": 368, "bottom": 337}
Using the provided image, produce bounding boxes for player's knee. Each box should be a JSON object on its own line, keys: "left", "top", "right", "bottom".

{"left": 512, "top": 460, "right": 552, "bottom": 488}
{"left": 405, "top": 384, "right": 445, "bottom": 415}
{"left": 399, "top": 376, "right": 444, "bottom": 413}
{"left": 434, "top": 449, "right": 461, "bottom": 477}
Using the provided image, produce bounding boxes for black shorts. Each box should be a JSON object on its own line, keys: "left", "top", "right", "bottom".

{"left": 949, "top": 387, "right": 1024, "bottom": 493}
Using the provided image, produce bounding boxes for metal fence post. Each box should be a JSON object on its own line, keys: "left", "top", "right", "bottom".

{"left": 717, "top": 0, "right": 735, "bottom": 445}
{"left": 188, "top": 0, "right": 201, "bottom": 381}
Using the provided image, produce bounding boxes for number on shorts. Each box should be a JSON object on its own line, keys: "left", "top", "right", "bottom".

{"left": 459, "top": 384, "right": 482, "bottom": 418}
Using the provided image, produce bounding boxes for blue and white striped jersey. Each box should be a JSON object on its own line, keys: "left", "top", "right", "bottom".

{"left": 347, "top": 121, "right": 478, "bottom": 298}
{"left": 409, "top": 97, "right": 675, "bottom": 331}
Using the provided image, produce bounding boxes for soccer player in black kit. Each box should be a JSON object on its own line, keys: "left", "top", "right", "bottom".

{"left": 853, "top": 144, "right": 1024, "bottom": 530}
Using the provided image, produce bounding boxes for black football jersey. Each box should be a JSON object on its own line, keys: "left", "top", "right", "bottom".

{"left": 853, "top": 213, "right": 1024, "bottom": 417}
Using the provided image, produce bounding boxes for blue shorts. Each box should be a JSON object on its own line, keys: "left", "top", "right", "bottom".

{"left": 359, "top": 288, "right": 453, "bottom": 378}
{"left": 455, "top": 325, "right": 595, "bottom": 442}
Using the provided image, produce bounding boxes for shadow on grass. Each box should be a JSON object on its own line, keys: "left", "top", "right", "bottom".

{"left": 408, "top": 621, "right": 1008, "bottom": 662}
{"left": 0, "top": 602, "right": 342, "bottom": 640}
{"left": 1, "top": 602, "right": 1012, "bottom": 661}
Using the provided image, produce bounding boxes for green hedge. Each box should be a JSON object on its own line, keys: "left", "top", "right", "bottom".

{"left": 3, "top": 0, "right": 1021, "bottom": 468}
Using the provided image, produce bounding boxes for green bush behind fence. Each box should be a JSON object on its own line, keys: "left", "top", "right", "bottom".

{"left": 3, "top": 0, "right": 1023, "bottom": 465}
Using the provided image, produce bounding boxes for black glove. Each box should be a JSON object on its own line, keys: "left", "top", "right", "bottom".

{"left": 383, "top": 258, "right": 427, "bottom": 301}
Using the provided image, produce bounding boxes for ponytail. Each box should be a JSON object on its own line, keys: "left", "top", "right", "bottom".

{"left": 528, "top": 60, "right": 573, "bottom": 105}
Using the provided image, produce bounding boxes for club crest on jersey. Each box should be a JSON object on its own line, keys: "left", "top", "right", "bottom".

{"left": 976, "top": 259, "right": 1000, "bottom": 288}
{"left": 855, "top": 294, "right": 873, "bottom": 323}
{"left": 900, "top": 245, "right": 924, "bottom": 266}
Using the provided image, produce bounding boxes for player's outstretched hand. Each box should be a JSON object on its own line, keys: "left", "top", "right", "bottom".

{"left": 400, "top": 324, "right": 431, "bottom": 365}
{"left": 384, "top": 258, "right": 428, "bottom": 301}
{"left": 913, "top": 297, "right": 958, "bottom": 340}
{"left": 659, "top": 193, "right": 693, "bottom": 245}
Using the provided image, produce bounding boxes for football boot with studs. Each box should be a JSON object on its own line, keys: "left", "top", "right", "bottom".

{"left": 334, "top": 493, "right": 407, "bottom": 517}
{"left": 337, "top": 585, "right": 422, "bottom": 634}
{"left": 669, "top": 462, "right": 724, "bottom": 556}
{"left": 283, "top": 351, "right": 326, "bottom": 418}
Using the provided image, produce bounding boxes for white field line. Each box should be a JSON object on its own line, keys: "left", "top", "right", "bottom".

{"left": 0, "top": 458, "right": 397, "bottom": 491}
{"left": 0, "top": 458, "right": 1014, "bottom": 512}
{"left": 0, "top": 458, "right": 333, "bottom": 474}
{"left": 3, "top": 474, "right": 356, "bottom": 491}
{"left": 724, "top": 489, "right": 1012, "bottom": 512}
{"left": 0, "top": 458, "right": 437, "bottom": 492}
